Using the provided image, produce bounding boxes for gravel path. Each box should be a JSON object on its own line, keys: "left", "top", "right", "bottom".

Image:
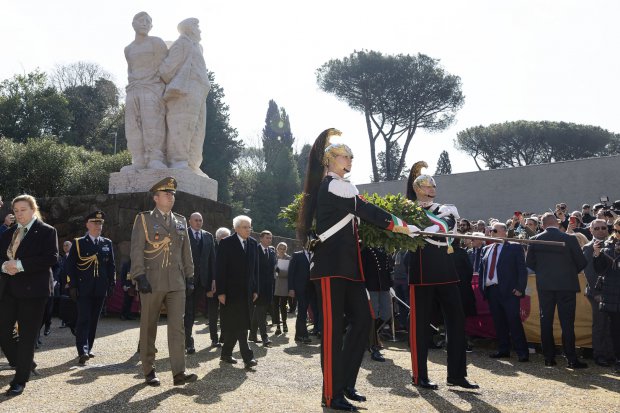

{"left": 0, "top": 317, "right": 618, "bottom": 412}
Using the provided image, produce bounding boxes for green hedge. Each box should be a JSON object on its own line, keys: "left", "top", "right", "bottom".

{"left": 0, "top": 136, "right": 130, "bottom": 199}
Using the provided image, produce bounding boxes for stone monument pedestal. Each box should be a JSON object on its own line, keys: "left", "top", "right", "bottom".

{"left": 108, "top": 168, "right": 218, "bottom": 201}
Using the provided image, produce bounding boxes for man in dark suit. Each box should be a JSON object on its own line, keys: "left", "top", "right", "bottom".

{"left": 215, "top": 215, "right": 259, "bottom": 369}
{"left": 288, "top": 248, "right": 313, "bottom": 343}
{"left": 66, "top": 211, "right": 116, "bottom": 365}
{"left": 526, "top": 212, "right": 588, "bottom": 368}
{"left": 249, "top": 230, "right": 276, "bottom": 346}
{"left": 479, "top": 223, "right": 529, "bottom": 362}
{"left": 184, "top": 212, "right": 216, "bottom": 353}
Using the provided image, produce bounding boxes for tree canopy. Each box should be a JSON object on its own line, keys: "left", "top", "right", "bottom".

{"left": 317, "top": 50, "right": 464, "bottom": 182}
{"left": 455, "top": 120, "right": 620, "bottom": 170}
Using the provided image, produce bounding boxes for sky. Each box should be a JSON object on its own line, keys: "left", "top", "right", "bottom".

{"left": 3, "top": 1, "right": 619, "bottom": 184}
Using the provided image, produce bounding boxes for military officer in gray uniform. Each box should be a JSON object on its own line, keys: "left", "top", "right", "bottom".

{"left": 130, "top": 177, "right": 197, "bottom": 386}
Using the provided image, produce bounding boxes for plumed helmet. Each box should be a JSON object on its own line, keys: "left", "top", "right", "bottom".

{"left": 406, "top": 161, "right": 435, "bottom": 201}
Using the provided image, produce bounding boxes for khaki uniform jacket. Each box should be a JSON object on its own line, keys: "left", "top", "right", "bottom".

{"left": 129, "top": 209, "right": 194, "bottom": 292}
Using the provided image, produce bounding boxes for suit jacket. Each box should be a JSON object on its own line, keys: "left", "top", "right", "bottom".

{"left": 215, "top": 233, "right": 258, "bottom": 331}
{"left": 525, "top": 227, "right": 587, "bottom": 292}
{"left": 288, "top": 250, "right": 311, "bottom": 292}
{"left": 129, "top": 209, "right": 194, "bottom": 292}
{"left": 479, "top": 242, "right": 527, "bottom": 299}
{"left": 66, "top": 234, "right": 116, "bottom": 297}
{"left": 189, "top": 229, "right": 216, "bottom": 289}
{"left": 256, "top": 245, "right": 276, "bottom": 305}
{"left": 0, "top": 219, "right": 58, "bottom": 298}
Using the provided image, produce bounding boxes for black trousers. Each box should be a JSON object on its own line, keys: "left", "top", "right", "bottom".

{"left": 538, "top": 289, "right": 577, "bottom": 361}
{"left": 41, "top": 296, "right": 54, "bottom": 329}
{"left": 295, "top": 288, "right": 310, "bottom": 338}
{"left": 75, "top": 295, "right": 105, "bottom": 356}
{"left": 206, "top": 295, "right": 219, "bottom": 342}
{"left": 315, "top": 278, "right": 371, "bottom": 407}
{"left": 608, "top": 312, "right": 620, "bottom": 360}
{"left": 272, "top": 296, "right": 288, "bottom": 326}
{"left": 409, "top": 283, "right": 466, "bottom": 383}
{"left": 487, "top": 285, "right": 528, "bottom": 357}
{"left": 221, "top": 329, "right": 254, "bottom": 363}
{"left": 121, "top": 290, "right": 134, "bottom": 317}
{"left": 250, "top": 303, "right": 269, "bottom": 341}
{"left": 184, "top": 283, "right": 207, "bottom": 348}
{"left": 0, "top": 293, "right": 47, "bottom": 385}
{"left": 586, "top": 296, "right": 614, "bottom": 360}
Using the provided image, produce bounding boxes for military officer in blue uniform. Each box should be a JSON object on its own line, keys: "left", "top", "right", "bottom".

{"left": 66, "top": 211, "right": 116, "bottom": 365}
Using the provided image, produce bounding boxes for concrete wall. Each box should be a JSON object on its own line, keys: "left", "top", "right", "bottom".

{"left": 358, "top": 155, "right": 620, "bottom": 222}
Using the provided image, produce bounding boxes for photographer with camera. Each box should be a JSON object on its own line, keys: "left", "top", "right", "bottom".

{"left": 592, "top": 218, "right": 620, "bottom": 374}
{"left": 0, "top": 194, "right": 16, "bottom": 236}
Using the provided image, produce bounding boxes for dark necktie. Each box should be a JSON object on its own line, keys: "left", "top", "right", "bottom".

{"left": 243, "top": 240, "right": 247, "bottom": 253}
{"left": 488, "top": 245, "right": 499, "bottom": 281}
{"left": 195, "top": 231, "right": 200, "bottom": 241}
{"left": 94, "top": 238, "right": 98, "bottom": 246}
{"left": 473, "top": 248, "right": 480, "bottom": 273}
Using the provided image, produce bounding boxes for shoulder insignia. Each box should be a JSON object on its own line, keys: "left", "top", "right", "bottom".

{"left": 328, "top": 178, "right": 359, "bottom": 198}
{"left": 172, "top": 212, "right": 186, "bottom": 219}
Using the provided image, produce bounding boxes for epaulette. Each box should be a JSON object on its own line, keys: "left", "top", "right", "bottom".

{"left": 172, "top": 212, "right": 186, "bottom": 219}
{"left": 328, "top": 178, "right": 359, "bottom": 199}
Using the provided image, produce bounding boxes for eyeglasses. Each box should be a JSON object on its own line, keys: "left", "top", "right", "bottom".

{"left": 591, "top": 226, "right": 607, "bottom": 231}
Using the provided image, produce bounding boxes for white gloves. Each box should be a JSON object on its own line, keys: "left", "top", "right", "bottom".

{"left": 407, "top": 224, "right": 421, "bottom": 238}
{"left": 437, "top": 204, "right": 460, "bottom": 219}
{"left": 423, "top": 224, "right": 440, "bottom": 233}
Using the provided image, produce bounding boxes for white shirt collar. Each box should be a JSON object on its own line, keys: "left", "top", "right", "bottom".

{"left": 17, "top": 217, "right": 37, "bottom": 232}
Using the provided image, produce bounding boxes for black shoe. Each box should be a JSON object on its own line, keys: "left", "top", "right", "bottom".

{"left": 210, "top": 341, "right": 222, "bottom": 348}
{"left": 88, "top": 353, "right": 95, "bottom": 358}
{"left": 594, "top": 357, "right": 611, "bottom": 367}
{"left": 283, "top": 323, "right": 288, "bottom": 333}
{"left": 145, "top": 370, "right": 160, "bottom": 386}
{"left": 370, "top": 350, "right": 385, "bottom": 362}
{"left": 614, "top": 362, "right": 620, "bottom": 374}
{"left": 322, "top": 396, "right": 357, "bottom": 411}
{"left": 78, "top": 354, "right": 89, "bottom": 365}
{"left": 220, "top": 355, "right": 238, "bottom": 364}
{"left": 5, "top": 383, "right": 25, "bottom": 397}
{"left": 44, "top": 326, "right": 51, "bottom": 336}
{"left": 248, "top": 335, "right": 259, "bottom": 343}
{"left": 344, "top": 387, "right": 366, "bottom": 402}
{"left": 415, "top": 377, "right": 438, "bottom": 390}
{"left": 517, "top": 355, "right": 529, "bottom": 362}
{"left": 263, "top": 340, "right": 273, "bottom": 348}
{"left": 60, "top": 322, "right": 68, "bottom": 328}
{"left": 489, "top": 351, "right": 510, "bottom": 359}
{"left": 294, "top": 336, "right": 312, "bottom": 344}
{"left": 447, "top": 377, "right": 480, "bottom": 389}
{"left": 31, "top": 362, "right": 38, "bottom": 376}
{"left": 173, "top": 372, "right": 198, "bottom": 385}
{"left": 274, "top": 327, "right": 282, "bottom": 336}
{"left": 244, "top": 359, "right": 258, "bottom": 369}
{"left": 466, "top": 345, "right": 473, "bottom": 353}
{"left": 186, "top": 346, "right": 196, "bottom": 355}
{"left": 567, "top": 360, "right": 588, "bottom": 369}
{"left": 544, "top": 359, "right": 557, "bottom": 367}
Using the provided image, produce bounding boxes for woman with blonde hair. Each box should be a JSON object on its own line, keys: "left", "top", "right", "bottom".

{"left": 0, "top": 194, "right": 58, "bottom": 397}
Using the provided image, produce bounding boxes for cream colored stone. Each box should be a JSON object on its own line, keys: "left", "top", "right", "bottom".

{"left": 159, "top": 18, "right": 211, "bottom": 177}
{"left": 109, "top": 169, "right": 218, "bottom": 201}
{"left": 122, "top": 12, "right": 168, "bottom": 172}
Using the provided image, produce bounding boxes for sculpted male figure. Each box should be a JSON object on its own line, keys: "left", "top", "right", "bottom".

{"left": 159, "top": 18, "right": 211, "bottom": 175}
{"left": 122, "top": 11, "right": 168, "bottom": 171}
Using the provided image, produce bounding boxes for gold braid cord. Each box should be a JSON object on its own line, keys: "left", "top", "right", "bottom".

{"left": 75, "top": 238, "right": 99, "bottom": 277}
{"left": 140, "top": 214, "right": 171, "bottom": 268}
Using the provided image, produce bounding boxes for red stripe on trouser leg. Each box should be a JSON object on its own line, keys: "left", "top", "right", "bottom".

{"left": 321, "top": 278, "right": 333, "bottom": 407}
{"left": 409, "top": 284, "right": 419, "bottom": 384}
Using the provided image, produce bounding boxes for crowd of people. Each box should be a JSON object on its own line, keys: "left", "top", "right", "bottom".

{"left": 1, "top": 158, "right": 619, "bottom": 410}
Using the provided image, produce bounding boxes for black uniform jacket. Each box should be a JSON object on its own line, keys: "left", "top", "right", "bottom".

{"left": 310, "top": 174, "right": 395, "bottom": 281}
{"left": 0, "top": 219, "right": 58, "bottom": 298}
{"left": 189, "top": 229, "right": 216, "bottom": 288}
{"left": 407, "top": 203, "right": 459, "bottom": 286}
{"left": 66, "top": 234, "right": 116, "bottom": 297}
